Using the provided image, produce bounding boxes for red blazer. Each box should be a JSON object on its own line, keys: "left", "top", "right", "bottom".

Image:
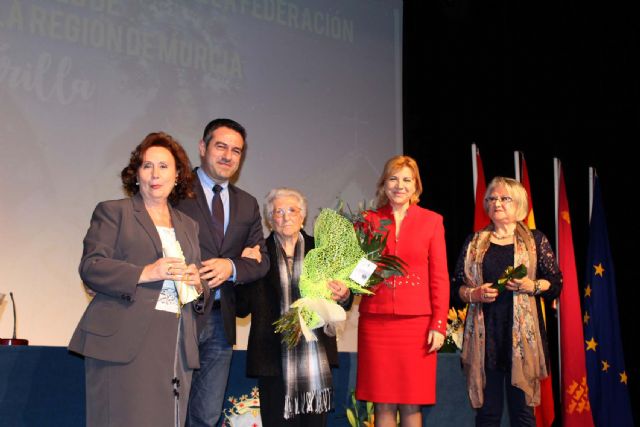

{"left": 359, "top": 204, "right": 450, "bottom": 335}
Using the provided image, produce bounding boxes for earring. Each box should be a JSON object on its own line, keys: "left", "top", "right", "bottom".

{"left": 135, "top": 182, "right": 139, "bottom": 186}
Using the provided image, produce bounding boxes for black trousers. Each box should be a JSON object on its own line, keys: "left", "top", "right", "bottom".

{"left": 476, "top": 368, "right": 536, "bottom": 427}
{"left": 258, "top": 376, "right": 328, "bottom": 427}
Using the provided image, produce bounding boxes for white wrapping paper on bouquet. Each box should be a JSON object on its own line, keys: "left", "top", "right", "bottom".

{"left": 290, "top": 297, "right": 347, "bottom": 342}
{"left": 163, "top": 240, "right": 200, "bottom": 305}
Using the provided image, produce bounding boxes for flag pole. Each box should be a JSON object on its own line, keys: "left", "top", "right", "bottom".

{"left": 553, "top": 158, "right": 562, "bottom": 409}
{"left": 588, "top": 167, "right": 594, "bottom": 222}
{"left": 472, "top": 143, "right": 478, "bottom": 199}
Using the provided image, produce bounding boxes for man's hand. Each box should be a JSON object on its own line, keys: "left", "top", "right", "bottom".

{"left": 199, "top": 258, "right": 233, "bottom": 288}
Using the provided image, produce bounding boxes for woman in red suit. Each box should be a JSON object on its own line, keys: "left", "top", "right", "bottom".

{"left": 356, "top": 155, "right": 450, "bottom": 427}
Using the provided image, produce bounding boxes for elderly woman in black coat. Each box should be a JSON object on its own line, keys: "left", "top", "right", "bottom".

{"left": 236, "top": 187, "right": 352, "bottom": 427}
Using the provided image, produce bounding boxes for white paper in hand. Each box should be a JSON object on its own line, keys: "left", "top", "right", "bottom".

{"left": 163, "top": 240, "right": 200, "bottom": 305}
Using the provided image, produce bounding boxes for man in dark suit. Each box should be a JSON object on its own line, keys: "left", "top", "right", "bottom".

{"left": 176, "top": 118, "right": 269, "bottom": 427}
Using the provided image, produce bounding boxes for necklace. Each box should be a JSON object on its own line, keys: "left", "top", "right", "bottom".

{"left": 491, "top": 231, "right": 513, "bottom": 240}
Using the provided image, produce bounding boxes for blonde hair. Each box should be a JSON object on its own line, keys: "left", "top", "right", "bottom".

{"left": 375, "top": 155, "right": 423, "bottom": 208}
{"left": 484, "top": 177, "right": 529, "bottom": 222}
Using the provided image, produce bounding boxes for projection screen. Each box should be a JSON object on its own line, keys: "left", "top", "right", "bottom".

{"left": 0, "top": 0, "right": 403, "bottom": 350}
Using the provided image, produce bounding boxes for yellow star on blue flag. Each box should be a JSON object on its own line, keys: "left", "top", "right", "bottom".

{"left": 593, "top": 263, "right": 604, "bottom": 277}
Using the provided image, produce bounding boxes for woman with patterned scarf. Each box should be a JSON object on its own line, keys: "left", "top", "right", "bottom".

{"left": 236, "top": 187, "right": 352, "bottom": 427}
{"left": 452, "top": 177, "right": 562, "bottom": 427}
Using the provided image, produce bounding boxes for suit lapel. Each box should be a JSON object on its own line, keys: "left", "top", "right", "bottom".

{"left": 170, "top": 207, "right": 193, "bottom": 263}
{"left": 131, "top": 193, "right": 163, "bottom": 257}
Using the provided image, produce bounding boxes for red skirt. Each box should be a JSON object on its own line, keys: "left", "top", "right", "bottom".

{"left": 355, "top": 313, "right": 437, "bottom": 404}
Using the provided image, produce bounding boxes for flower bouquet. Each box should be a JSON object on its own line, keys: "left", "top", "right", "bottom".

{"left": 440, "top": 306, "right": 467, "bottom": 352}
{"left": 273, "top": 204, "right": 407, "bottom": 348}
{"left": 491, "top": 263, "right": 527, "bottom": 294}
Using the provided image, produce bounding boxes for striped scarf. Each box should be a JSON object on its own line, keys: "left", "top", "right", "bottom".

{"left": 275, "top": 233, "right": 333, "bottom": 419}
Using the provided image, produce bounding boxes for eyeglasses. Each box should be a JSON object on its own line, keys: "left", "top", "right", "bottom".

{"left": 485, "top": 196, "right": 513, "bottom": 205}
{"left": 272, "top": 207, "right": 302, "bottom": 218}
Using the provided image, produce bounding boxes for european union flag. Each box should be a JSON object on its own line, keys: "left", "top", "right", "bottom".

{"left": 583, "top": 176, "right": 634, "bottom": 426}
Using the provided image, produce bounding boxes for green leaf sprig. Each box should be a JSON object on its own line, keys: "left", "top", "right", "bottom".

{"left": 492, "top": 264, "right": 527, "bottom": 293}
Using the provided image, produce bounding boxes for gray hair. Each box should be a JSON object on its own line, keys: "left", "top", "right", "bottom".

{"left": 263, "top": 187, "right": 308, "bottom": 229}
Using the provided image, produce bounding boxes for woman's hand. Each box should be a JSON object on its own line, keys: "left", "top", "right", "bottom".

{"left": 507, "top": 277, "right": 548, "bottom": 295}
{"left": 506, "top": 277, "right": 532, "bottom": 294}
{"left": 139, "top": 257, "right": 186, "bottom": 283}
{"left": 327, "top": 280, "right": 350, "bottom": 303}
{"left": 181, "top": 264, "right": 203, "bottom": 293}
{"left": 476, "top": 283, "right": 498, "bottom": 303}
{"left": 241, "top": 245, "right": 262, "bottom": 263}
{"left": 427, "top": 329, "right": 445, "bottom": 353}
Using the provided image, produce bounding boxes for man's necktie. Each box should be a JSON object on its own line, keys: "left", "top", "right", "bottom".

{"left": 211, "top": 184, "right": 224, "bottom": 244}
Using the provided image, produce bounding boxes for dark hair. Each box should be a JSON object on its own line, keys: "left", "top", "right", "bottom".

{"left": 121, "top": 132, "right": 195, "bottom": 204}
{"left": 202, "top": 118, "right": 247, "bottom": 148}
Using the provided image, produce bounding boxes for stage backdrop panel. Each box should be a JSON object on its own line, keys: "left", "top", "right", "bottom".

{"left": 0, "top": 0, "right": 403, "bottom": 350}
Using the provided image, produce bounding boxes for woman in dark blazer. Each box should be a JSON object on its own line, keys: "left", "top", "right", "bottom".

{"left": 69, "top": 132, "right": 208, "bottom": 427}
{"left": 236, "top": 187, "right": 352, "bottom": 427}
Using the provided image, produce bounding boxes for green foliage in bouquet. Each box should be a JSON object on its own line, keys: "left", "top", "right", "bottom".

{"left": 273, "top": 203, "right": 407, "bottom": 348}
{"left": 273, "top": 305, "right": 321, "bottom": 349}
{"left": 298, "top": 208, "right": 372, "bottom": 297}
{"left": 491, "top": 264, "right": 527, "bottom": 293}
{"left": 335, "top": 201, "right": 407, "bottom": 288}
